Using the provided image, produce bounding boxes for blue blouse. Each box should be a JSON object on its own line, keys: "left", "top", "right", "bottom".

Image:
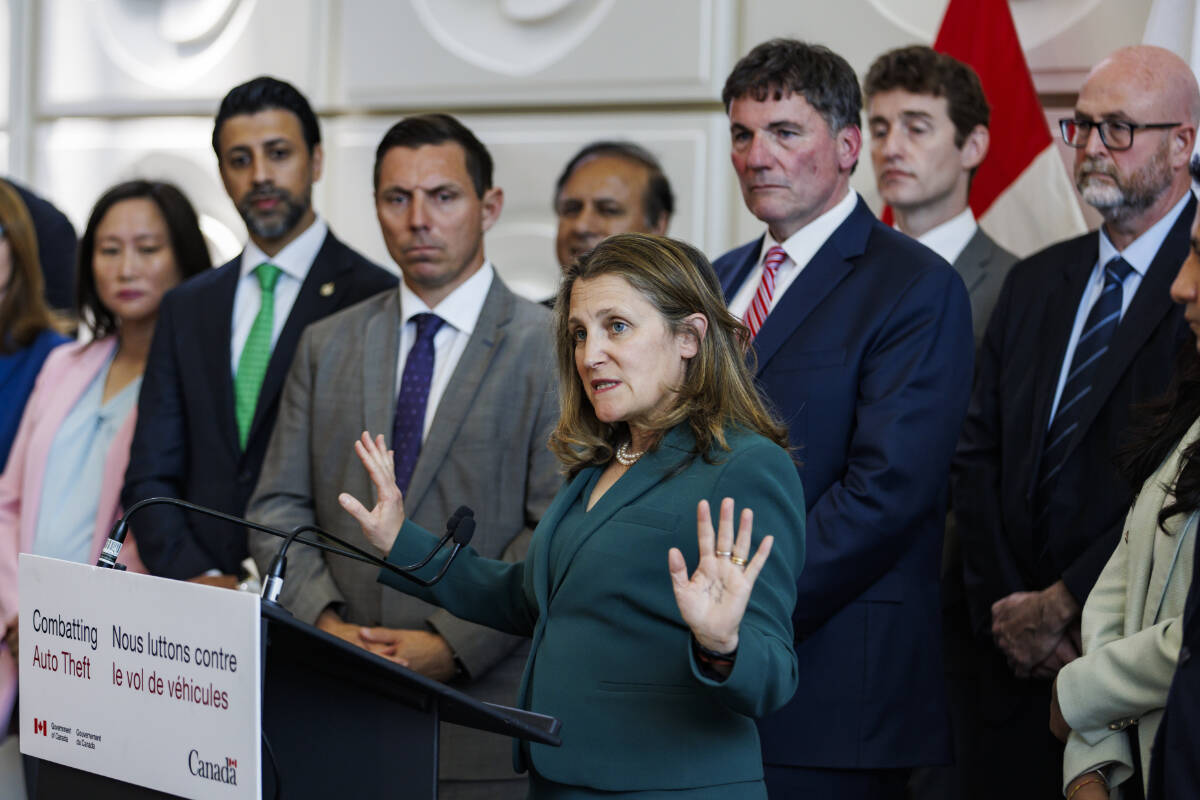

{"left": 0, "top": 328, "right": 68, "bottom": 471}
{"left": 31, "top": 353, "right": 140, "bottom": 563}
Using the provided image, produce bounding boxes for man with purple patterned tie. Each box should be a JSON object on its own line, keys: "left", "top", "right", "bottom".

{"left": 246, "top": 113, "right": 558, "bottom": 799}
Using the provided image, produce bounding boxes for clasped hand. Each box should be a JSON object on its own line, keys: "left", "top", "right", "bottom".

{"left": 991, "top": 581, "right": 1081, "bottom": 679}
{"left": 669, "top": 498, "right": 774, "bottom": 659}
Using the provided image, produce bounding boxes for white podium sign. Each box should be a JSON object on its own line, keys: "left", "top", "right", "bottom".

{"left": 18, "top": 554, "right": 261, "bottom": 799}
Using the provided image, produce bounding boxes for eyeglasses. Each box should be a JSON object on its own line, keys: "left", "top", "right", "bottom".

{"left": 1059, "top": 118, "right": 1181, "bottom": 151}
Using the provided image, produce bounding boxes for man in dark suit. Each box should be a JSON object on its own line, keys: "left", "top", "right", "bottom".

{"left": 122, "top": 76, "right": 396, "bottom": 585}
{"left": 247, "top": 115, "right": 559, "bottom": 799}
{"left": 953, "top": 45, "right": 1199, "bottom": 798}
{"left": 712, "top": 39, "right": 974, "bottom": 799}
{"left": 863, "top": 45, "right": 1018, "bottom": 800}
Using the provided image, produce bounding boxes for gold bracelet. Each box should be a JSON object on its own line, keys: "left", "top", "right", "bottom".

{"left": 1067, "top": 776, "right": 1104, "bottom": 800}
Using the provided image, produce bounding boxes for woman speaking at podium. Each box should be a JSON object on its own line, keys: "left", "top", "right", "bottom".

{"left": 0, "top": 181, "right": 210, "bottom": 751}
{"left": 342, "top": 234, "right": 805, "bottom": 799}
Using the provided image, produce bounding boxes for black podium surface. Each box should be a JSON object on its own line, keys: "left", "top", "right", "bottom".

{"left": 34, "top": 601, "right": 558, "bottom": 800}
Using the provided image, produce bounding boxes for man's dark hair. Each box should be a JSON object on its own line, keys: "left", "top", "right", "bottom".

{"left": 212, "top": 76, "right": 320, "bottom": 157}
{"left": 373, "top": 114, "right": 493, "bottom": 198}
{"left": 863, "top": 45, "right": 990, "bottom": 148}
{"left": 553, "top": 141, "right": 675, "bottom": 229}
{"left": 722, "top": 39, "right": 862, "bottom": 134}
{"left": 77, "top": 180, "right": 212, "bottom": 340}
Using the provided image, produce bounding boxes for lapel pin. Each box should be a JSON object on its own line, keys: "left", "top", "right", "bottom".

{"left": 319, "top": 282, "right": 335, "bottom": 297}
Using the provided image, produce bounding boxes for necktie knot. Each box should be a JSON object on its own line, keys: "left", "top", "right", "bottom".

{"left": 763, "top": 246, "right": 787, "bottom": 274}
{"left": 412, "top": 313, "right": 445, "bottom": 343}
{"left": 255, "top": 262, "right": 282, "bottom": 294}
{"left": 1105, "top": 256, "right": 1133, "bottom": 286}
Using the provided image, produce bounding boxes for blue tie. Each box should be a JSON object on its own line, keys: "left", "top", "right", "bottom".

{"left": 1037, "top": 257, "right": 1134, "bottom": 508}
{"left": 392, "top": 313, "right": 445, "bottom": 495}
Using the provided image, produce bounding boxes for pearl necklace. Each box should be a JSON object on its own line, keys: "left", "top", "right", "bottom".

{"left": 615, "top": 441, "right": 644, "bottom": 466}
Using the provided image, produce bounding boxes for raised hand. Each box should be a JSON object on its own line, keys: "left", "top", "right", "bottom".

{"left": 668, "top": 497, "right": 774, "bottom": 655}
{"left": 338, "top": 431, "right": 407, "bottom": 553}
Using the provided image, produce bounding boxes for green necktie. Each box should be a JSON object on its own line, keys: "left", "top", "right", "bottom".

{"left": 234, "top": 262, "right": 282, "bottom": 449}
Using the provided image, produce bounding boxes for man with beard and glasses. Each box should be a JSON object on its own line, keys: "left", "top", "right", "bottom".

{"left": 246, "top": 114, "right": 558, "bottom": 799}
{"left": 123, "top": 76, "right": 396, "bottom": 585}
{"left": 952, "top": 46, "right": 1199, "bottom": 798}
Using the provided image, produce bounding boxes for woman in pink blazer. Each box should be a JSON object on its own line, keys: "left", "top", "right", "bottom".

{"left": 0, "top": 180, "right": 210, "bottom": 740}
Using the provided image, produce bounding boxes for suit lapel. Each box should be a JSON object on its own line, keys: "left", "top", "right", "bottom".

{"left": 752, "top": 199, "right": 871, "bottom": 373}
{"left": 200, "top": 261, "right": 241, "bottom": 457}
{"left": 953, "top": 229, "right": 996, "bottom": 296}
{"left": 1026, "top": 242, "right": 1098, "bottom": 485}
{"left": 404, "top": 277, "right": 515, "bottom": 514}
{"left": 532, "top": 471, "right": 591, "bottom": 610}
{"left": 363, "top": 291, "right": 401, "bottom": 455}
{"left": 246, "top": 232, "right": 353, "bottom": 452}
{"left": 720, "top": 238, "right": 763, "bottom": 300}
{"left": 1054, "top": 197, "right": 1194, "bottom": 470}
{"left": 547, "top": 428, "right": 694, "bottom": 600}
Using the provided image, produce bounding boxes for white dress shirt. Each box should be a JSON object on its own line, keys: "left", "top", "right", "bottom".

{"left": 914, "top": 207, "right": 978, "bottom": 266}
{"left": 229, "top": 216, "right": 328, "bottom": 376}
{"left": 395, "top": 262, "right": 495, "bottom": 439}
{"left": 728, "top": 189, "right": 859, "bottom": 319}
{"left": 1048, "top": 192, "right": 1193, "bottom": 423}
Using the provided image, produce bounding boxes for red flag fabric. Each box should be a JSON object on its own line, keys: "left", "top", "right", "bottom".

{"left": 934, "top": 0, "right": 1051, "bottom": 219}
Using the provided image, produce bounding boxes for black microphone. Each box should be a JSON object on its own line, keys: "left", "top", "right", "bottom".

{"left": 97, "top": 498, "right": 474, "bottom": 603}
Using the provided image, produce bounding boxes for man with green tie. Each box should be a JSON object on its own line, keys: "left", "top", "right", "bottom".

{"left": 122, "top": 76, "right": 396, "bottom": 586}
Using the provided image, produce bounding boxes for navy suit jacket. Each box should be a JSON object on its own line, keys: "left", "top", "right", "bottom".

{"left": 714, "top": 196, "right": 974, "bottom": 769}
{"left": 1148, "top": 517, "right": 1200, "bottom": 800}
{"left": 122, "top": 230, "right": 396, "bottom": 578}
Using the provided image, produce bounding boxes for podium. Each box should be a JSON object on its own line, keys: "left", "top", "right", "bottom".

{"left": 34, "top": 601, "right": 559, "bottom": 799}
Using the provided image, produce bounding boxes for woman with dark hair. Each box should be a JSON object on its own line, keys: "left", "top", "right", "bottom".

{"left": 1049, "top": 199, "right": 1200, "bottom": 800}
{"left": 341, "top": 233, "right": 805, "bottom": 798}
{"left": 0, "top": 181, "right": 68, "bottom": 472}
{"left": 0, "top": 180, "right": 210, "bottom": 737}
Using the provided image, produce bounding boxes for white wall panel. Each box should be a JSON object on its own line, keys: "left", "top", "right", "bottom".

{"left": 0, "top": 0, "right": 10, "bottom": 129}
{"left": 34, "top": 118, "right": 250, "bottom": 265}
{"left": 37, "top": 0, "right": 331, "bottom": 116}
{"left": 324, "top": 112, "right": 735, "bottom": 300}
{"left": 339, "top": 0, "right": 736, "bottom": 108}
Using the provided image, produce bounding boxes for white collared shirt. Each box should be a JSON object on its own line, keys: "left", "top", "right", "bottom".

{"left": 1048, "top": 191, "right": 1193, "bottom": 423}
{"left": 728, "top": 189, "right": 859, "bottom": 319}
{"left": 395, "top": 262, "right": 495, "bottom": 439}
{"left": 229, "top": 217, "right": 329, "bottom": 376}
{"left": 914, "top": 207, "right": 978, "bottom": 266}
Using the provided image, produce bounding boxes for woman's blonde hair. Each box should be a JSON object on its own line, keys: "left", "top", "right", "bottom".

{"left": 549, "top": 233, "right": 788, "bottom": 475}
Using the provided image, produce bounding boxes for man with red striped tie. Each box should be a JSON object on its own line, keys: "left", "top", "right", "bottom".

{"left": 712, "top": 39, "right": 975, "bottom": 800}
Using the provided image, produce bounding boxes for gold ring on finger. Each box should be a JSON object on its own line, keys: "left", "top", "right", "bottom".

{"left": 730, "top": 554, "right": 748, "bottom": 567}
{"left": 714, "top": 550, "right": 732, "bottom": 558}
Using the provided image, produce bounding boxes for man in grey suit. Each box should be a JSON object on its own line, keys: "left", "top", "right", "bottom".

{"left": 247, "top": 114, "right": 560, "bottom": 799}
{"left": 865, "top": 45, "right": 1017, "bottom": 347}
{"left": 864, "top": 46, "right": 1017, "bottom": 800}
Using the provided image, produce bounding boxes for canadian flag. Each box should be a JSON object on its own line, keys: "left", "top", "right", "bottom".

{"left": 887, "top": 0, "right": 1088, "bottom": 257}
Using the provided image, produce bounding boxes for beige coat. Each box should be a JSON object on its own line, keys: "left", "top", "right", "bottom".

{"left": 1057, "top": 416, "right": 1200, "bottom": 797}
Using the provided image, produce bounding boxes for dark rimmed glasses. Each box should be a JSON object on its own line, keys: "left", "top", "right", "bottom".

{"left": 1059, "top": 118, "right": 1181, "bottom": 151}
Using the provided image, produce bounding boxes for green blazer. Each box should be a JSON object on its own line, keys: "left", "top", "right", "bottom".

{"left": 380, "top": 425, "right": 804, "bottom": 793}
